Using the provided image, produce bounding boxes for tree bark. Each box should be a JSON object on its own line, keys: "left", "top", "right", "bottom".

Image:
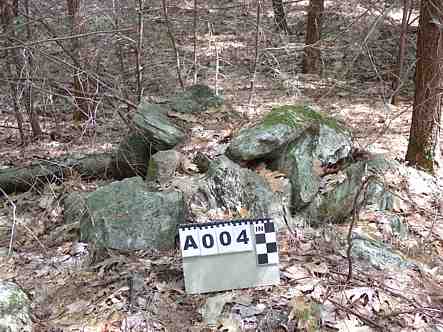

{"left": 67, "top": 0, "right": 95, "bottom": 121}
{"left": 405, "top": 0, "right": 443, "bottom": 173}
{"left": 391, "top": 0, "right": 412, "bottom": 105}
{"left": 0, "top": 153, "right": 114, "bottom": 195}
{"left": 272, "top": 0, "right": 290, "bottom": 34}
{"left": 302, "top": 0, "right": 324, "bottom": 75}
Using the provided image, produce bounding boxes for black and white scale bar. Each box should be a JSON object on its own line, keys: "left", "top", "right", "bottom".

{"left": 177, "top": 218, "right": 273, "bottom": 230}
{"left": 178, "top": 218, "right": 279, "bottom": 266}
{"left": 253, "top": 220, "right": 279, "bottom": 265}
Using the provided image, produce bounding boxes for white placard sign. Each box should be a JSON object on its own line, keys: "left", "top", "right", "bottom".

{"left": 179, "top": 218, "right": 280, "bottom": 294}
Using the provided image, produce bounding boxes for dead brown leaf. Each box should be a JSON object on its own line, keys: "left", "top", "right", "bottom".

{"left": 257, "top": 168, "right": 287, "bottom": 193}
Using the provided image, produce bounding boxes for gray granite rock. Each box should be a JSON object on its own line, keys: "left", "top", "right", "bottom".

{"left": 193, "top": 156, "right": 274, "bottom": 218}
{"left": 146, "top": 150, "right": 183, "bottom": 185}
{"left": 80, "top": 177, "right": 184, "bottom": 250}
{"left": 132, "top": 103, "right": 185, "bottom": 151}
{"left": 351, "top": 235, "right": 416, "bottom": 270}
{"left": 0, "top": 281, "right": 32, "bottom": 332}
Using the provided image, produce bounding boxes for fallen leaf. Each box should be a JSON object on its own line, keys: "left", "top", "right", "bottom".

{"left": 167, "top": 110, "right": 199, "bottom": 123}
{"left": 283, "top": 265, "right": 311, "bottom": 280}
{"left": 257, "top": 168, "right": 288, "bottom": 192}
{"left": 312, "top": 159, "right": 324, "bottom": 176}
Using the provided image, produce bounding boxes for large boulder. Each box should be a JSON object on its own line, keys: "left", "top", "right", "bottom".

{"left": 227, "top": 105, "right": 316, "bottom": 161}
{"left": 192, "top": 156, "right": 274, "bottom": 219}
{"left": 132, "top": 103, "right": 186, "bottom": 151}
{"left": 80, "top": 177, "right": 184, "bottom": 250}
{"left": 227, "top": 105, "right": 353, "bottom": 214}
{"left": 302, "top": 156, "right": 395, "bottom": 225}
{"left": 0, "top": 281, "right": 32, "bottom": 332}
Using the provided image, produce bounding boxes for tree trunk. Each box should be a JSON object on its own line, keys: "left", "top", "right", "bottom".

{"left": 1, "top": 1, "right": 25, "bottom": 144}
{"left": 67, "top": 0, "right": 94, "bottom": 121}
{"left": 272, "top": 0, "right": 290, "bottom": 34}
{"left": 391, "top": 0, "right": 411, "bottom": 105}
{"left": 302, "top": 0, "right": 324, "bottom": 75}
{"left": 405, "top": 0, "right": 443, "bottom": 173}
{"left": 23, "top": 0, "right": 42, "bottom": 137}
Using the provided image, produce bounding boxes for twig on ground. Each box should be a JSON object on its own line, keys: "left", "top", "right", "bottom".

{"left": 328, "top": 298, "right": 385, "bottom": 330}
{"left": 282, "top": 205, "right": 297, "bottom": 240}
{"left": 0, "top": 187, "right": 17, "bottom": 256}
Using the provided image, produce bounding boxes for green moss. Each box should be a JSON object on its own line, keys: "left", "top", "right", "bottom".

{"left": 262, "top": 104, "right": 348, "bottom": 133}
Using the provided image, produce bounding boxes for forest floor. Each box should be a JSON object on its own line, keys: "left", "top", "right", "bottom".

{"left": 1, "top": 0, "right": 443, "bottom": 331}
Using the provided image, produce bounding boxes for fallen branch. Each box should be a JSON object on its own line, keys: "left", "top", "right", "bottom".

{"left": 0, "top": 152, "right": 114, "bottom": 195}
{"left": 328, "top": 298, "right": 385, "bottom": 330}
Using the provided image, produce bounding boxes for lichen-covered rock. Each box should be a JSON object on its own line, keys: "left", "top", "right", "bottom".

{"left": 303, "top": 161, "right": 367, "bottom": 224}
{"left": 227, "top": 123, "right": 299, "bottom": 161}
{"left": 168, "top": 84, "right": 224, "bottom": 113}
{"left": 286, "top": 131, "right": 319, "bottom": 210}
{"left": 132, "top": 103, "right": 185, "bottom": 150}
{"left": 302, "top": 156, "right": 397, "bottom": 225}
{"left": 0, "top": 281, "right": 32, "bottom": 332}
{"left": 227, "top": 105, "right": 352, "bottom": 163}
{"left": 227, "top": 105, "right": 314, "bottom": 161}
{"left": 351, "top": 235, "right": 415, "bottom": 270}
{"left": 80, "top": 177, "right": 184, "bottom": 250}
{"left": 147, "top": 150, "right": 183, "bottom": 185}
{"left": 112, "top": 103, "right": 185, "bottom": 179}
{"left": 193, "top": 156, "right": 274, "bottom": 219}
{"left": 113, "top": 133, "right": 152, "bottom": 179}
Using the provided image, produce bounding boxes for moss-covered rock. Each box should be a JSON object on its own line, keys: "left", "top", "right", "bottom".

{"left": 227, "top": 104, "right": 351, "bottom": 162}
{"left": 261, "top": 105, "right": 348, "bottom": 133}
